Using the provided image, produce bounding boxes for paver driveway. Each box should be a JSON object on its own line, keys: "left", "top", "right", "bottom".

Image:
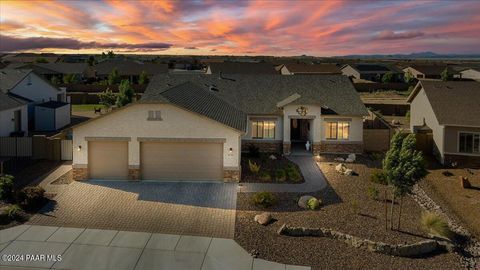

{"left": 29, "top": 180, "right": 238, "bottom": 238}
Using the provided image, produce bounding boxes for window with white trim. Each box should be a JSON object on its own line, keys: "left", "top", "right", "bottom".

{"left": 326, "top": 122, "right": 350, "bottom": 140}
{"left": 459, "top": 132, "right": 480, "bottom": 154}
{"left": 252, "top": 121, "right": 275, "bottom": 139}
{"left": 147, "top": 110, "right": 162, "bottom": 121}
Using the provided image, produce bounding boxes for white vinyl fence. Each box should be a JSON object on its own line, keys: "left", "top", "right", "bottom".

{"left": 61, "top": 140, "right": 73, "bottom": 160}
{"left": 0, "top": 136, "right": 73, "bottom": 161}
{"left": 0, "top": 137, "right": 32, "bottom": 157}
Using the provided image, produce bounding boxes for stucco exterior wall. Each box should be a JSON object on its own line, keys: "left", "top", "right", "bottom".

{"left": 444, "top": 126, "right": 480, "bottom": 155}
{"left": 282, "top": 104, "right": 322, "bottom": 143}
{"left": 73, "top": 103, "right": 242, "bottom": 169}
{"left": 341, "top": 65, "right": 360, "bottom": 79}
{"left": 280, "top": 66, "right": 293, "bottom": 75}
{"left": 55, "top": 104, "right": 71, "bottom": 129}
{"left": 9, "top": 73, "right": 60, "bottom": 103}
{"left": 403, "top": 67, "right": 425, "bottom": 79}
{"left": 34, "top": 106, "right": 55, "bottom": 131}
{"left": 460, "top": 69, "right": 480, "bottom": 81}
{"left": 0, "top": 105, "right": 28, "bottom": 136}
{"left": 321, "top": 116, "right": 363, "bottom": 142}
{"left": 410, "top": 88, "right": 445, "bottom": 159}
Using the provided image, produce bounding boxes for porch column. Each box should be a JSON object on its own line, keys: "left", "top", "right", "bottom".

{"left": 283, "top": 115, "right": 291, "bottom": 154}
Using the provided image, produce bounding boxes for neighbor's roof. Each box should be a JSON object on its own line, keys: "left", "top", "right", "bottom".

{"left": 36, "top": 100, "right": 69, "bottom": 109}
{"left": 408, "top": 81, "right": 480, "bottom": 127}
{"left": 406, "top": 65, "right": 456, "bottom": 76}
{"left": 0, "top": 69, "right": 32, "bottom": 93}
{"left": 344, "top": 63, "right": 403, "bottom": 74}
{"left": 35, "top": 63, "right": 88, "bottom": 74}
{"left": 0, "top": 91, "right": 27, "bottom": 111}
{"left": 207, "top": 62, "right": 277, "bottom": 74}
{"left": 143, "top": 74, "right": 368, "bottom": 117}
{"left": 281, "top": 63, "right": 341, "bottom": 74}
{"left": 94, "top": 59, "right": 169, "bottom": 76}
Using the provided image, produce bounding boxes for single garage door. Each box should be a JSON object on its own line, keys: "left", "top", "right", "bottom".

{"left": 141, "top": 142, "right": 223, "bottom": 181}
{"left": 88, "top": 141, "right": 128, "bottom": 180}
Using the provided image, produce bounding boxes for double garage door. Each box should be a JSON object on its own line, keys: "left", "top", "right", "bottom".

{"left": 88, "top": 141, "right": 223, "bottom": 181}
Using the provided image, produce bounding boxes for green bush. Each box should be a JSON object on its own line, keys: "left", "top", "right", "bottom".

{"left": 306, "top": 198, "right": 320, "bottom": 210}
{"left": 287, "top": 167, "right": 302, "bottom": 182}
{"left": 259, "top": 171, "right": 271, "bottom": 182}
{"left": 276, "top": 169, "right": 286, "bottom": 182}
{"left": 248, "top": 160, "right": 261, "bottom": 174}
{"left": 421, "top": 212, "right": 453, "bottom": 239}
{"left": 367, "top": 186, "right": 379, "bottom": 200}
{"left": 250, "top": 192, "right": 277, "bottom": 208}
{"left": 370, "top": 170, "right": 388, "bottom": 185}
{"left": 5, "top": 204, "right": 23, "bottom": 219}
{"left": 0, "top": 174, "right": 14, "bottom": 200}
{"left": 17, "top": 186, "right": 46, "bottom": 211}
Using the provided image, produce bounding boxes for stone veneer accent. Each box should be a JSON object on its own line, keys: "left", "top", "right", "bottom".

{"left": 443, "top": 154, "right": 480, "bottom": 168}
{"left": 283, "top": 143, "right": 291, "bottom": 155}
{"left": 241, "top": 141, "right": 282, "bottom": 153}
{"left": 73, "top": 167, "right": 88, "bottom": 181}
{"left": 128, "top": 167, "right": 140, "bottom": 181}
{"left": 318, "top": 142, "right": 363, "bottom": 154}
{"left": 223, "top": 169, "right": 240, "bottom": 182}
{"left": 313, "top": 143, "right": 321, "bottom": 155}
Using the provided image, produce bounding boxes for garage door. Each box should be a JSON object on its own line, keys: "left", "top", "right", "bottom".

{"left": 88, "top": 141, "right": 128, "bottom": 180}
{"left": 141, "top": 142, "right": 223, "bottom": 181}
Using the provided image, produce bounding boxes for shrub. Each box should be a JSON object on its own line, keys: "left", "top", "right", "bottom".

{"left": 351, "top": 199, "right": 359, "bottom": 215}
{"left": 367, "top": 186, "right": 379, "bottom": 200}
{"left": 250, "top": 192, "right": 277, "bottom": 208}
{"left": 17, "top": 186, "right": 46, "bottom": 211}
{"left": 370, "top": 170, "right": 388, "bottom": 185}
{"left": 276, "top": 169, "right": 286, "bottom": 182}
{"left": 306, "top": 198, "right": 320, "bottom": 210}
{"left": 248, "top": 144, "right": 260, "bottom": 158}
{"left": 5, "top": 204, "right": 23, "bottom": 219}
{"left": 0, "top": 174, "right": 14, "bottom": 200}
{"left": 421, "top": 212, "right": 453, "bottom": 239}
{"left": 248, "top": 160, "right": 260, "bottom": 174}
{"left": 259, "top": 171, "right": 271, "bottom": 182}
{"left": 287, "top": 167, "right": 302, "bottom": 182}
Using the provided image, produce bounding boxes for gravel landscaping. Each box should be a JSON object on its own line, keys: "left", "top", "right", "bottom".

{"left": 241, "top": 154, "right": 304, "bottom": 184}
{"left": 234, "top": 155, "right": 463, "bottom": 270}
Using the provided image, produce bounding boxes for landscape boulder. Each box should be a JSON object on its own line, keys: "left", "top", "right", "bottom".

{"left": 334, "top": 157, "right": 345, "bottom": 162}
{"left": 298, "top": 195, "right": 315, "bottom": 209}
{"left": 269, "top": 154, "right": 277, "bottom": 160}
{"left": 345, "top": 153, "right": 356, "bottom": 163}
{"left": 254, "top": 212, "right": 272, "bottom": 225}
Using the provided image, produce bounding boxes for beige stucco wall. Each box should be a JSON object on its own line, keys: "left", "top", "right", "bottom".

{"left": 0, "top": 105, "right": 28, "bottom": 137}
{"left": 403, "top": 67, "right": 424, "bottom": 79}
{"left": 321, "top": 116, "right": 364, "bottom": 142}
{"left": 410, "top": 88, "right": 445, "bottom": 159}
{"left": 341, "top": 65, "right": 360, "bottom": 79}
{"left": 73, "top": 103, "right": 242, "bottom": 169}
{"left": 460, "top": 69, "right": 480, "bottom": 81}
{"left": 444, "top": 126, "right": 480, "bottom": 155}
{"left": 282, "top": 104, "right": 322, "bottom": 143}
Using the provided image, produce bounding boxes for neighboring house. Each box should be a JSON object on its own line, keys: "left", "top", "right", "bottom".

{"left": 72, "top": 74, "right": 368, "bottom": 182}
{"left": 205, "top": 62, "right": 277, "bottom": 75}
{"left": 7, "top": 63, "right": 90, "bottom": 81}
{"left": 402, "top": 65, "right": 455, "bottom": 79}
{"left": 0, "top": 69, "right": 70, "bottom": 132}
{"left": 278, "top": 63, "right": 342, "bottom": 75}
{"left": 460, "top": 68, "right": 480, "bottom": 82}
{"left": 1, "top": 53, "right": 59, "bottom": 64}
{"left": 341, "top": 63, "right": 403, "bottom": 82}
{"left": 408, "top": 81, "right": 480, "bottom": 166}
{"left": 94, "top": 59, "right": 169, "bottom": 83}
{"left": 0, "top": 92, "right": 28, "bottom": 137}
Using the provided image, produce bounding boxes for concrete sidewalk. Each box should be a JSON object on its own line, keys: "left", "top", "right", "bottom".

{"left": 0, "top": 225, "right": 310, "bottom": 270}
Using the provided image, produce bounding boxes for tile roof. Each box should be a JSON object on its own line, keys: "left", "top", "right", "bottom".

{"left": 94, "top": 59, "right": 169, "bottom": 76}
{"left": 410, "top": 81, "right": 480, "bottom": 127}
{"left": 207, "top": 62, "right": 277, "bottom": 74}
{"left": 282, "top": 63, "right": 341, "bottom": 74}
{"left": 143, "top": 74, "right": 368, "bottom": 118}
{"left": 0, "top": 91, "right": 27, "bottom": 111}
{"left": 347, "top": 63, "right": 403, "bottom": 74}
{"left": 407, "top": 65, "right": 456, "bottom": 76}
{"left": 36, "top": 100, "right": 69, "bottom": 109}
{"left": 0, "top": 69, "right": 31, "bottom": 93}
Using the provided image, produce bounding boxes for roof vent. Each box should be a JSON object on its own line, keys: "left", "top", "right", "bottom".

{"left": 209, "top": 85, "right": 219, "bottom": 92}
{"left": 446, "top": 86, "right": 453, "bottom": 89}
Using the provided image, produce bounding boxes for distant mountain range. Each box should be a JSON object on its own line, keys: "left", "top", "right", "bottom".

{"left": 334, "top": 51, "right": 480, "bottom": 60}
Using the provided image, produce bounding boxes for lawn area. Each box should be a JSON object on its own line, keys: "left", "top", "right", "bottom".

{"left": 420, "top": 166, "right": 480, "bottom": 238}
{"left": 235, "top": 155, "right": 462, "bottom": 270}
{"left": 72, "top": 104, "right": 106, "bottom": 112}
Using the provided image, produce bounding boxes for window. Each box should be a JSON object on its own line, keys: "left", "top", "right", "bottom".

{"left": 147, "top": 110, "right": 162, "bottom": 121}
{"left": 252, "top": 121, "right": 275, "bottom": 139}
{"left": 326, "top": 122, "right": 350, "bottom": 140}
{"left": 459, "top": 132, "right": 480, "bottom": 154}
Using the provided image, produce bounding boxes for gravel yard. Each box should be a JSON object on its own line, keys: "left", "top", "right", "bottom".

{"left": 234, "top": 155, "right": 463, "bottom": 270}
{"left": 241, "top": 154, "right": 305, "bottom": 184}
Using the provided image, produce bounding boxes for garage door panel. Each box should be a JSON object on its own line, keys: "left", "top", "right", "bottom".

{"left": 88, "top": 141, "right": 128, "bottom": 180}
{"left": 141, "top": 142, "right": 223, "bottom": 181}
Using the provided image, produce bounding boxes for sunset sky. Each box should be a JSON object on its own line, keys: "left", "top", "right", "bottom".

{"left": 0, "top": 0, "right": 479, "bottom": 56}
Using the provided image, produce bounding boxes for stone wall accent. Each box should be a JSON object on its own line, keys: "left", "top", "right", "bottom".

{"left": 277, "top": 224, "right": 453, "bottom": 257}
{"left": 283, "top": 143, "right": 291, "bottom": 155}
{"left": 128, "top": 168, "right": 140, "bottom": 181}
{"left": 224, "top": 169, "right": 240, "bottom": 182}
{"left": 443, "top": 154, "right": 480, "bottom": 168}
{"left": 73, "top": 167, "right": 88, "bottom": 181}
{"left": 318, "top": 142, "right": 363, "bottom": 154}
{"left": 241, "top": 141, "right": 282, "bottom": 153}
{"left": 313, "top": 143, "right": 321, "bottom": 155}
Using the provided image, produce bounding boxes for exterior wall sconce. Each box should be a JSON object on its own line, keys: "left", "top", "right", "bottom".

{"left": 229, "top": 148, "right": 233, "bottom": 154}
{"left": 77, "top": 145, "right": 82, "bottom": 151}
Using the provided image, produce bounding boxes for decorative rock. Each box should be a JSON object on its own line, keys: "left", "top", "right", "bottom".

{"left": 269, "top": 154, "right": 277, "bottom": 160}
{"left": 344, "top": 169, "right": 354, "bottom": 176}
{"left": 254, "top": 212, "right": 272, "bottom": 225}
{"left": 334, "top": 157, "right": 345, "bottom": 162}
{"left": 298, "top": 195, "right": 315, "bottom": 209}
{"left": 335, "top": 163, "right": 347, "bottom": 173}
{"left": 345, "top": 153, "right": 356, "bottom": 163}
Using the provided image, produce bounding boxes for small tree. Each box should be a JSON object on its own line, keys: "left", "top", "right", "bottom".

{"left": 116, "top": 79, "right": 134, "bottom": 107}
{"left": 404, "top": 70, "right": 414, "bottom": 83}
{"left": 383, "top": 132, "right": 427, "bottom": 230}
{"left": 441, "top": 67, "right": 450, "bottom": 81}
{"left": 62, "top": 74, "right": 77, "bottom": 84}
{"left": 382, "top": 72, "right": 394, "bottom": 83}
{"left": 87, "top": 55, "right": 96, "bottom": 66}
{"left": 50, "top": 76, "right": 60, "bottom": 85}
{"left": 108, "top": 68, "right": 120, "bottom": 85}
{"left": 35, "top": 57, "right": 48, "bottom": 63}
{"left": 107, "top": 50, "right": 115, "bottom": 58}
{"left": 98, "top": 87, "right": 117, "bottom": 110}
{"left": 138, "top": 70, "right": 149, "bottom": 85}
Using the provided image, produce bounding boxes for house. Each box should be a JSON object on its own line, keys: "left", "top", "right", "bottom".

{"left": 1, "top": 53, "right": 59, "bottom": 64}
{"left": 278, "top": 63, "right": 342, "bottom": 75}
{"left": 7, "top": 63, "right": 91, "bottom": 82}
{"left": 408, "top": 81, "right": 480, "bottom": 166}
{"left": 205, "top": 62, "right": 277, "bottom": 75}
{"left": 72, "top": 74, "right": 368, "bottom": 182}
{"left": 402, "top": 65, "right": 455, "bottom": 79}
{"left": 93, "top": 59, "right": 169, "bottom": 83}
{"left": 341, "top": 63, "right": 403, "bottom": 82}
{"left": 459, "top": 68, "right": 480, "bottom": 82}
{"left": 0, "top": 69, "right": 70, "bottom": 132}
{"left": 0, "top": 92, "right": 28, "bottom": 137}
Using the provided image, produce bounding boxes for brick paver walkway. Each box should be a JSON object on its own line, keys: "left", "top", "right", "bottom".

{"left": 29, "top": 181, "right": 237, "bottom": 238}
